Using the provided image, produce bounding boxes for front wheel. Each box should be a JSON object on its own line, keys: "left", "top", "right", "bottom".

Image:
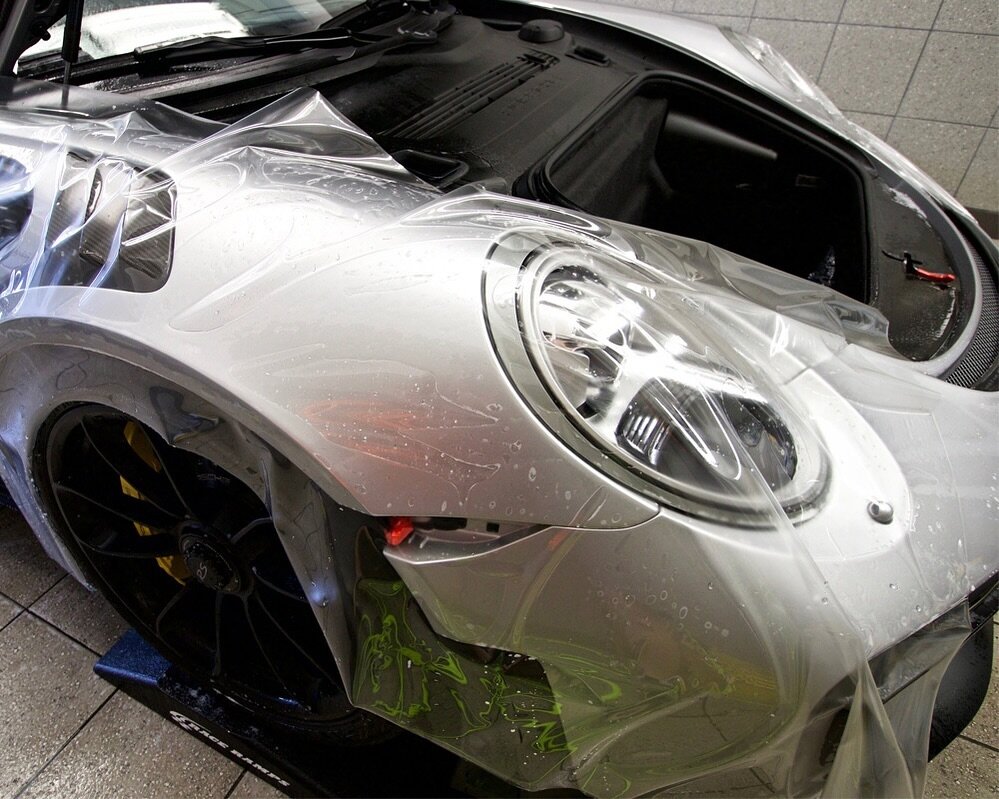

{"left": 39, "top": 403, "right": 387, "bottom": 741}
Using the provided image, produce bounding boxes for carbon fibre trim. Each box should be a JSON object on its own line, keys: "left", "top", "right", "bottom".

{"left": 945, "top": 228, "right": 999, "bottom": 390}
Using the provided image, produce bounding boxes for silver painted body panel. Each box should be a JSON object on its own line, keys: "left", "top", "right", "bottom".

{"left": 0, "top": 4, "right": 996, "bottom": 795}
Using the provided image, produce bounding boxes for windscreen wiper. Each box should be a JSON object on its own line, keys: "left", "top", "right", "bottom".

{"left": 22, "top": 2, "right": 454, "bottom": 82}
{"left": 133, "top": 1, "right": 455, "bottom": 68}
{"left": 132, "top": 27, "right": 381, "bottom": 68}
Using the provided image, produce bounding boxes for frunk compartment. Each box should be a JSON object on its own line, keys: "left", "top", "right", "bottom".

{"left": 519, "top": 75, "right": 868, "bottom": 302}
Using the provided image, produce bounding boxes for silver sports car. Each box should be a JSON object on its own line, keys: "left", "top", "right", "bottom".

{"left": 0, "top": 1, "right": 996, "bottom": 796}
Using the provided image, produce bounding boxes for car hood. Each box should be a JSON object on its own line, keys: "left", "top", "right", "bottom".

{"left": 510, "top": 0, "right": 974, "bottom": 224}
{"left": 0, "top": 0, "right": 973, "bottom": 225}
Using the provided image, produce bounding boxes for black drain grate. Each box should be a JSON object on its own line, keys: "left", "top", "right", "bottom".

{"left": 384, "top": 52, "right": 558, "bottom": 140}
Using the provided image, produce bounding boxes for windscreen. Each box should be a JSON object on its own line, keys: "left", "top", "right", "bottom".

{"left": 17, "top": 0, "right": 366, "bottom": 65}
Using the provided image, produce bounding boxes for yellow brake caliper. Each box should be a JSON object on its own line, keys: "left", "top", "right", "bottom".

{"left": 120, "top": 421, "right": 190, "bottom": 584}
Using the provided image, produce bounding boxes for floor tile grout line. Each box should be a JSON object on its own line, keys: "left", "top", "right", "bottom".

{"left": 758, "top": 21, "right": 999, "bottom": 37}
{"left": 23, "top": 573, "right": 69, "bottom": 610}
{"left": 814, "top": 1, "right": 843, "bottom": 83}
{"left": 957, "top": 733, "right": 999, "bottom": 755}
{"left": 0, "top": 586, "right": 25, "bottom": 607}
{"left": 886, "top": 2, "right": 944, "bottom": 139}
{"left": 13, "top": 689, "right": 119, "bottom": 799}
{"left": 814, "top": 0, "right": 847, "bottom": 87}
{"left": 0, "top": 577, "right": 108, "bottom": 658}
{"left": 223, "top": 770, "right": 249, "bottom": 799}
{"left": 0, "top": 605, "right": 25, "bottom": 635}
{"left": 0, "top": 576, "right": 67, "bottom": 610}
{"left": 21, "top": 605, "right": 105, "bottom": 659}
{"left": 954, "top": 127, "right": 989, "bottom": 198}
{"left": 669, "top": 8, "right": 999, "bottom": 37}
{"left": 839, "top": 111, "right": 998, "bottom": 131}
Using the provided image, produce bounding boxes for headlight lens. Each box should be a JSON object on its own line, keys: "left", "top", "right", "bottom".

{"left": 518, "top": 252, "right": 825, "bottom": 522}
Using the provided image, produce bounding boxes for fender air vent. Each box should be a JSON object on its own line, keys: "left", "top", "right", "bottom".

{"left": 37, "top": 154, "right": 176, "bottom": 293}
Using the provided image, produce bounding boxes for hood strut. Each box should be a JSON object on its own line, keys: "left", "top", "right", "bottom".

{"left": 61, "top": 0, "right": 83, "bottom": 84}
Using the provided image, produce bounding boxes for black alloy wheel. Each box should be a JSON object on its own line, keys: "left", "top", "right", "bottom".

{"left": 39, "top": 404, "right": 358, "bottom": 729}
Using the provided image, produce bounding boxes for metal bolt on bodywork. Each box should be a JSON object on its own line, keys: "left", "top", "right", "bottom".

{"left": 868, "top": 500, "right": 894, "bottom": 524}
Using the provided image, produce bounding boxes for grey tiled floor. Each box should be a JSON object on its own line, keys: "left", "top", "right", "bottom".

{"left": 0, "top": 508, "right": 285, "bottom": 799}
{"left": 1, "top": 505, "right": 996, "bottom": 798}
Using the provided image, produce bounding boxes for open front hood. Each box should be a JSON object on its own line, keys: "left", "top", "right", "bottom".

{"left": 3, "top": 0, "right": 973, "bottom": 230}
{"left": 510, "top": 0, "right": 973, "bottom": 222}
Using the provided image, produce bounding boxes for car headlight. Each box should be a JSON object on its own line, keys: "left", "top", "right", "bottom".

{"left": 496, "top": 241, "right": 827, "bottom": 525}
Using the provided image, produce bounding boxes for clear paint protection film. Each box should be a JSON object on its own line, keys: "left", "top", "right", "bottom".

{"left": 0, "top": 81, "right": 996, "bottom": 798}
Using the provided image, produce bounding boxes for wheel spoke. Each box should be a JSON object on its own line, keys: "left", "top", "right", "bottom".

{"left": 231, "top": 517, "right": 272, "bottom": 546}
{"left": 253, "top": 565, "right": 308, "bottom": 602}
{"left": 155, "top": 583, "right": 196, "bottom": 638}
{"left": 142, "top": 433, "right": 196, "bottom": 517}
{"left": 252, "top": 592, "right": 339, "bottom": 684}
{"left": 233, "top": 518, "right": 280, "bottom": 569}
{"left": 212, "top": 592, "right": 226, "bottom": 678}
{"left": 54, "top": 482, "right": 179, "bottom": 529}
{"left": 80, "top": 417, "right": 185, "bottom": 517}
{"left": 242, "top": 596, "right": 292, "bottom": 694}
{"left": 80, "top": 529, "right": 178, "bottom": 559}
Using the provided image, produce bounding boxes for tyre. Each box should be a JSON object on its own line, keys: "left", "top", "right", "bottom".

{"left": 38, "top": 403, "right": 387, "bottom": 741}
